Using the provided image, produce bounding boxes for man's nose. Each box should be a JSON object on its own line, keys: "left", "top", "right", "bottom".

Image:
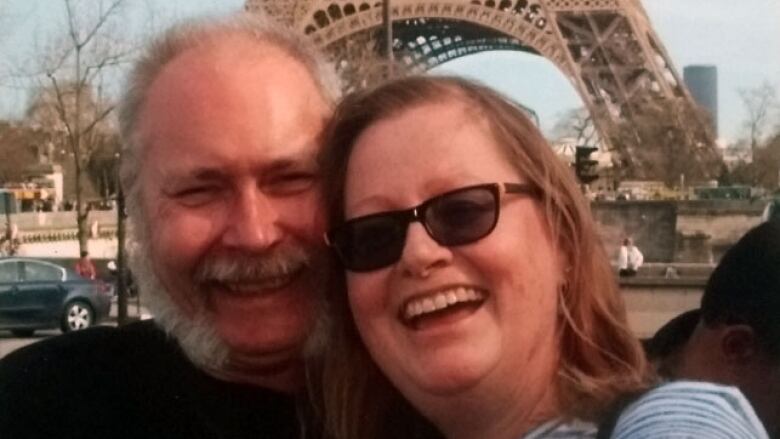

{"left": 221, "top": 187, "right": 282, "bottom": 250}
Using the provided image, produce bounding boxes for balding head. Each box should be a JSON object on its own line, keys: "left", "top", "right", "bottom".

{"left": 117, "top": 13, "right": 338, "bottom": 391}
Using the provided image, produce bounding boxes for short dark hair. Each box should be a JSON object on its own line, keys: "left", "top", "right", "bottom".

{"left": 644, "top": 308, "right": 701, "bottom": 362}
{"left": 701, "top": 221, "right": 780, "bottom": 357}
{"left": 80, "top": 251, "right": 89, "bottom": 258}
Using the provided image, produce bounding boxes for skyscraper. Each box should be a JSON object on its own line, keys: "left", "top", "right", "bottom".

{"left": 683, "top": 65, "right": 718, "bottom": 137}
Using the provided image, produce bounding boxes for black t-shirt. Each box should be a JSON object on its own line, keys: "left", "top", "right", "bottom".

{"left": 0, "top": 320, "right": 301, "bottom": 439}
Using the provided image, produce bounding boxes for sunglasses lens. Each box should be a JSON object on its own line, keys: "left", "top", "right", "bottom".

{"left": 426, "top": 187, "right": 498, "bottom": 245}
{"left": 332, "top": 215, "right": 406, "bottom": 272}
{"left": 329, "top": 185, "right": 503, "bottom": 272}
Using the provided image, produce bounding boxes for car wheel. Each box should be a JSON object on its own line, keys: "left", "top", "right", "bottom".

{"left": 61, "top": 301, "right": 94, "bottom": 333}
{"left": 11, "top": 329, "right": 34, "bottom": 337}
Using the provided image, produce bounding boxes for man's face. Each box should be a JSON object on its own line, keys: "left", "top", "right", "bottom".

{"left": 136, "top": 37, "right": 331, "bottom": 379}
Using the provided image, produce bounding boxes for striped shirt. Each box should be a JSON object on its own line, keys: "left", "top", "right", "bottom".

{"left": 611, "top": 381, "right": 769, "bottom": 438}
{"left": 523, "top": 418, "right": 596, "bottom": 438}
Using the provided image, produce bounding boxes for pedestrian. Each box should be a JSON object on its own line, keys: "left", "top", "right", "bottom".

{"left": 0, "top": 12, "right": 339, "bottom": 439}
{"left": 74, "top": 250, "right": 97, "bottom": 280}
{"left": 647, "top": 221, "right": 780, "bottom": 437}
{"left": 617, "top": 237, "right": 643, "bottom": 277}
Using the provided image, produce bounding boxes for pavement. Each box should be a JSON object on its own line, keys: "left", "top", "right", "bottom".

{"left": 107, "top": 295, "right": 153, "bottom": 323}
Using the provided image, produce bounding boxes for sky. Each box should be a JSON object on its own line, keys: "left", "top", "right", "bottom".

{"left": 1, "top": 0, "right": 778, "bottom": 143}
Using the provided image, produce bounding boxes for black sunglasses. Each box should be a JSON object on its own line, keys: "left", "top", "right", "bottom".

{"left": 325, "top": 182, "right": 538, "bottom": 272}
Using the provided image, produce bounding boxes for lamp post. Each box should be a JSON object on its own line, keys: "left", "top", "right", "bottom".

{"left": 3, "top": 191, "right": 12, "bottom": 249}
{"left": 114, "top": 152, "right": 130, "bottom": 325}
{"left": 382, "top": 0, "right": 393, "bottom": 78}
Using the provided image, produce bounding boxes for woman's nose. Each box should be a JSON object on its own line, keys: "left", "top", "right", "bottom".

{"left": 398, "top": 222, "right": 452, "bottom": 278}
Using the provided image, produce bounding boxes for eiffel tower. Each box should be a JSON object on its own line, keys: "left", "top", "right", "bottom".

{"left": 246, "top": 0, "right": 719, "bottom": 180}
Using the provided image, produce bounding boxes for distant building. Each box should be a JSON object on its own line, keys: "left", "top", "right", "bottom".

{"left": 683, "top": 65, "right": 718, "bottom": 136}
{"left": 718, "top": 143, "right": 753, "bottom": 167}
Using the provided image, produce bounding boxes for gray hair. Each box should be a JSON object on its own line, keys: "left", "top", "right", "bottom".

{"left": 119, "top": 11, "right": 340, "bottom": 218}
{"left": 117, "top": 12, "right": 340, "bottom": 370}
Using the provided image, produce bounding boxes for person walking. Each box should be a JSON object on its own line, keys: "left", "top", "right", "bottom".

{"left": 74, "top": 251, "right": 97, "bottom": 280}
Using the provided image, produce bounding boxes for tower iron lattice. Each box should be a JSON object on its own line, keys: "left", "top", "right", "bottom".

{"left": 246, "top": 0, "right": 720, "bottom": 179}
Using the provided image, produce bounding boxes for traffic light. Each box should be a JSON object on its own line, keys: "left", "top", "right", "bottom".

{"left": 574, "top": 146, "right": 599, "bottom": 184}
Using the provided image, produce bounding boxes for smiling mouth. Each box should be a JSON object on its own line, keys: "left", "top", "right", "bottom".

{"left": 205, "top": 269, "right": 302, "bottom": 297}
{"left": 401, "top": 286, "right": 486, "bottom": 325}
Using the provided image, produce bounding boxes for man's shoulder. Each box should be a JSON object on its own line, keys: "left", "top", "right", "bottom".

{"left": 0, "top": 320, "right": 175, "bottom": 400}
{"left": 0, "top": 321, "right": 302, "bottom": 438}
{"left": 0, "top": 320, "right": 165, "bottom": 375}
{"left": 611, "top": 381, "right": 769, "bottom": 439}
{"left": 0, "top": 321, "right": 189, "bottom": 437}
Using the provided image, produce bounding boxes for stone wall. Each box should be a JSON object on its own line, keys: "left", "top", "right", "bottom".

{"left": 676, "top": 200, "right": 765, "bottom": 261}
{"left": 8, "top": 209, "right": 118, "bottom": 231}
{"left": 593, "top": 199, "right": 767, "bottom": 263}
{"left": 620, "top": 277, "right": 705, "bottom": 338}
{"left": 592, "top": 201, "right": 677, "bottom": 262}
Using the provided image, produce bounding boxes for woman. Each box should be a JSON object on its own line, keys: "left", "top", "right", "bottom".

{"left": 314, "top": 75, "right": 649, "bottom": 439}
{"left": 314, "top": 76, "right": 766, "bottom": 439}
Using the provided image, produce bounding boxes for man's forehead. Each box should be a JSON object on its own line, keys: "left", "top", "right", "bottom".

{"left": 179, "top": 34, "right": 297, "bottom": 68}
{"left": 137, "top": 34, "right": 329, "bottom": 153}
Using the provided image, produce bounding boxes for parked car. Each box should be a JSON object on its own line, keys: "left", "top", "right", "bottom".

{"left": 0, "top": 257, "right": 113, "bottom": 336}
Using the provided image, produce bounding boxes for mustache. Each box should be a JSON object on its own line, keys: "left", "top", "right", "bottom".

{"left": 192, "top": 245, "right": 311, "bottom": 284}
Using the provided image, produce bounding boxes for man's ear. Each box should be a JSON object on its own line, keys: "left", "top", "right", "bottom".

{"left": 720, "top": 325, "right": 758, "bottom": 363}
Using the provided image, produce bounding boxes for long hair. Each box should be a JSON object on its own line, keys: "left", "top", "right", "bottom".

{"left": 315, "top": 76, "right": 651, "bottom": 439}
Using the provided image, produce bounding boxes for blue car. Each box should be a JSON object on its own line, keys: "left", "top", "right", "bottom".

{"left": 0, "top": 257, "right": 113, "bottom": 336}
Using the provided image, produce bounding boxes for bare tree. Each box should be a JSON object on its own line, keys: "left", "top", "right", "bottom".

{"left": 552, "top": 107, "right": 599, "bottom": 146}
{"left": 739, "top": 81, "right": 779, "bottom": 153}
{"left": 25, "top": 0, "right": 133, "bottom": 253}
{"left": 608, "top": 92, "right": 721, "bottom": 185}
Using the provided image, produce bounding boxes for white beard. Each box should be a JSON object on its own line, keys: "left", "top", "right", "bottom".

{"left": 125, "top": 215, "right": 334, "bottom": 375}
{"left": 126, "top": 224, "right": 230, "bottom": 372}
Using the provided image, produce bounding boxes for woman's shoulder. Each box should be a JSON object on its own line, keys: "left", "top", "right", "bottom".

{"left": 611, "top": 380, "right": 769, "bottom": 438}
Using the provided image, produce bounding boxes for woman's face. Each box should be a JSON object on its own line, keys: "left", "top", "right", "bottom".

{"left": 342, "top": 101, "right": 565, "bottom": 405}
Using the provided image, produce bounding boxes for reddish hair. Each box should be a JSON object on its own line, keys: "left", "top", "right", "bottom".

{"left": 313, "top": 76, "right": 651, "bottom": 439}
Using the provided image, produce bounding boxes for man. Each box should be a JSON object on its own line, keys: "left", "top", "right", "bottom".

{"left": 647, "top": 221, "right": 780, "bottom": 436}
{"left": 74, "top": 250, "right": 97, "bottom": 280}
{"left": 617, "top": 237, "right": 643, "bottom": 277}
{"left": 0, "top": 13, "right": 339, "bottom": 438}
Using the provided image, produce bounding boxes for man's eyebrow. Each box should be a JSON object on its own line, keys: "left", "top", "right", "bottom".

{"left": 164, "top": 168, "right": 226, "bottom": 185}
{"left": 263, "top": 153, "right": 319, "bottom": 173}
{"left": 190, "top": 168, "right": 227, "bottom": 180}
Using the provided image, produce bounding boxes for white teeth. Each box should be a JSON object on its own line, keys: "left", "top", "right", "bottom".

{"left": 221, "top": 274, "right": 294, "bottom": 293}
{"left": 446, "top": 291, "right": 458, "bottom": 304}
{"left": 403, "top": 287, "right": 485, "bottom": 320}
